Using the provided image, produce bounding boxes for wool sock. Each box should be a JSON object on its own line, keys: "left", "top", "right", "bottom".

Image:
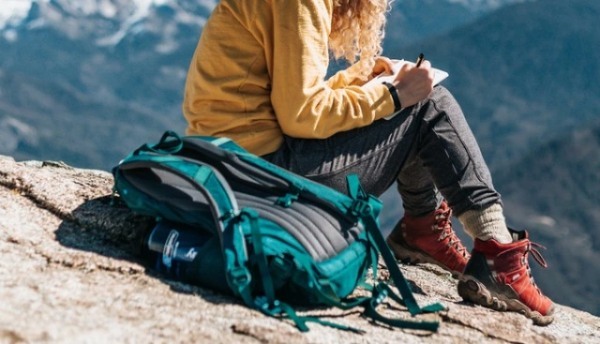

{"left": 458, "top": 203, "right": 513, "bottom": 244}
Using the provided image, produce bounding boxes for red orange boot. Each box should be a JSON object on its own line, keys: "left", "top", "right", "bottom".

{"left": 457, "top": 228, "right": 555, "bottom": 325}
{"left": 386, "top": 201, "right": 470, "bottom": 276}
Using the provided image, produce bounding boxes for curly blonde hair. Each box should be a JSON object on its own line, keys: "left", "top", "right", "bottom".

{"left": 329, "top": 0, "right": 391, "bottom": 79}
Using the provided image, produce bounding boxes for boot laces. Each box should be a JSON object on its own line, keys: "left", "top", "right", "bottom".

{"left": 523, "top": 241, "right": 548, "bottom": 293}
{"left": 432, "top": 207, "right": 468, "bottom": 258}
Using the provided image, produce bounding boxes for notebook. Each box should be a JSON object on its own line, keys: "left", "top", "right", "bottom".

{"left": 364, "top": 59, "right": 449, "bottom": 120}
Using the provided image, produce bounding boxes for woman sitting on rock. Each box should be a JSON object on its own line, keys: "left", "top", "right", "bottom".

{"left": 182, "top": 0, "right": 554, "bottom": 325}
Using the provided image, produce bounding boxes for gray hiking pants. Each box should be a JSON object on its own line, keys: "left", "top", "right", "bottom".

{"left": 262, "top": 86, "right": 501, "bottom": 217}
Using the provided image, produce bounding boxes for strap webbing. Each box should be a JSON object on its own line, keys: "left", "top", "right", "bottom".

{"left": 346, "top": 174, "right": 445, "bottom": 330}
{"left": 243, "top": 209, "right": 276, "bottom": 304}
{"left": 237, "top": 208, "right": 366, "bottom": 333}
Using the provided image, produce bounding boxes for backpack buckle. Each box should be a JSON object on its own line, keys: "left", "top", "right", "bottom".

{"left": 276, "top": 184, "right": 302, "bottom": 208}
{"left": 228, "top": 267, "right": 252, "bottom": 288}
{"left": 350, "top": 200, "right": 373, "bottom": 218}
{"left": 276, "top": 193, "right": 298, "bottom": 208}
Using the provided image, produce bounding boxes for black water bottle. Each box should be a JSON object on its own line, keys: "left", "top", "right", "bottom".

{"left": 145, "top": 220, "right": 212, "bottom": 280}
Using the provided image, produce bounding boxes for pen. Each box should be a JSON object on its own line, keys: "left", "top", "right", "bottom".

{"left": 415, "top": 53, "right": 425, "bottom": 68}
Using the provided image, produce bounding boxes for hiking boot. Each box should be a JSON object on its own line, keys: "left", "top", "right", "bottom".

{"left": 386, "top": 201, "right": 470, "bottom": 276}
{"left": 457, "top": 229, "right": 555, "bottom": 326}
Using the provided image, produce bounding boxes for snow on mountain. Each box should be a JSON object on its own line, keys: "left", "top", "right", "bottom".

{"left": 10, "top": 0, "right": 530, "bottom": 54}
{"left": 0, "top": 0, "right": 215, "bottom": 48}
{"left": 0, "top": 0, "right": 533, "bottom": 32}
{"left": 0, "top": 1, "right": 31, "bottom": 25}
{"left": 0, "top": 0, "right": 31, "bottom": 41}
{"left": 93, "top": 0, "right": 212, "bottom": 50}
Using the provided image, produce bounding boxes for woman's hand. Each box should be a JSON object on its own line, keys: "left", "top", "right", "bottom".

{"left": 393, "top": 60, "right": 434, "bottom": 108}
{"left": 369, "top": 56, "right": 394, "bottom": 80}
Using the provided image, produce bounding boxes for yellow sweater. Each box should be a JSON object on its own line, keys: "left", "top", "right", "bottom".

{"left": 183, "top": 0, "right": 396, "bottom": 156}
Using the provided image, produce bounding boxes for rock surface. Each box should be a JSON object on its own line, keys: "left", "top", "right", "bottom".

{"left": 0, "top": 155, "right": 598, "bottom": 343}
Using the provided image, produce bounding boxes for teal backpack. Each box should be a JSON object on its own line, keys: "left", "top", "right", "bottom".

{"left": 112, "top": 131, "right": 445, "bottom": 333}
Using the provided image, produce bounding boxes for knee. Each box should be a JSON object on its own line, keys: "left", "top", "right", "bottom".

{"left": 420, "top": 85, "right": 464, "bottom": 121}
{"left": 430, "top": 85, "right": 458, "bottom": 105}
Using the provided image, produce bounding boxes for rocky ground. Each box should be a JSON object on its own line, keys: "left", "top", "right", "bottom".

{"left": 1, "top": 155, "right": 598, "bottom": 343}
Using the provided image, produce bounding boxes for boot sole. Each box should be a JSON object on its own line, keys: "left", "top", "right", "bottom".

{"left": 457, "top": 277, "right": 555, "bottom": 326}
{"left": 386, "top": 237, "right": 463, "bottom": 279}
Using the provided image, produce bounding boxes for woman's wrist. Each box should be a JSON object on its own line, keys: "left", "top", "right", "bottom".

{"left": 382, "top": 81, "right": 402, "bottom": 112}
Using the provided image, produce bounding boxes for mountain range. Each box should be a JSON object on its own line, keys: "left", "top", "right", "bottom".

{"left": 0, "top": 0, "right": 526, "bottom": 168}
{"left": 391, "top": 0, "right": 600, "bottom": 169}
{"left": 0, "top": 0, "right": 598, "bottom": 315}
{"left": 383, "top": 0, "right": 532, "bottom": 47}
